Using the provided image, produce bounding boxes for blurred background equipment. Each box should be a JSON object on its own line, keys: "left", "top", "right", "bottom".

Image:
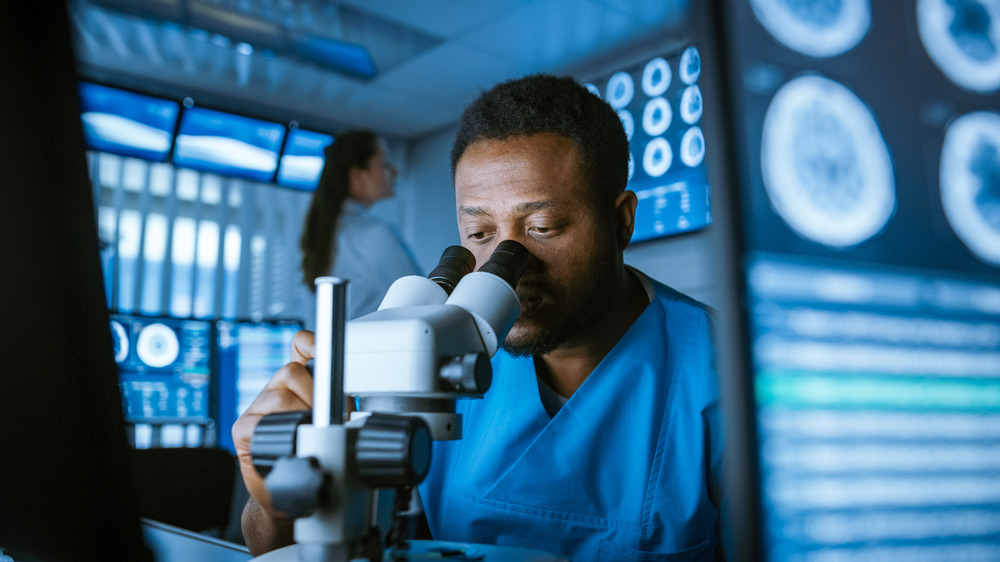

{"left": 707, "top": 0, "right": 1000, "bottom": 559}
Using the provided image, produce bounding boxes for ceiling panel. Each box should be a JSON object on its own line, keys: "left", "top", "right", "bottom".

{"left": 336, "top": 0, "right": 536, "bottom": 37}
{"left": 362, "top": 95, "right": 463, "bottom": 139}
{"left": 375, "top": 41, "right": 523, "bottom": 119}
{"left": 455, "top": 0, "right": 637, "bottom": 74}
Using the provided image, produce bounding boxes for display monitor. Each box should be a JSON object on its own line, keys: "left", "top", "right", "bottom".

{"left": 110, "top": 312, "right": 214, "bottom": 424}
{"left": 585, "top": 45, "right": 712, "bottom": 242}
{"left": 705, "top": 0, "right": 1000, "bottom": 559}
{"left": 77, "top": 81, "right": 180, "bottom": 162}
{"left": 172, "top": 106, "right": 285, "bottom": 182}
{"left": 0, "top": 1, "right": 151, "bottom": 557}
{"left": 276, "top": 128, "right": 334, "bottom": 190}
{"left": 215, "top": 318, "right": 303, "bottom": 452}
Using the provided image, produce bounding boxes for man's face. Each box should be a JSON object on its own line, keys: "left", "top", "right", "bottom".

{"left": 454, "top": 133, "right": 622, "bottom": 356}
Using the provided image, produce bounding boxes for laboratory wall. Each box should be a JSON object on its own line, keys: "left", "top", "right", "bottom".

{"left": 396, "top": 126, "right": 464, "bottom": 274}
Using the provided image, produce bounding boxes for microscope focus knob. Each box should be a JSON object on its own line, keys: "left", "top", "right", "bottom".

{"left": 249, "top": 410, "right": 312, "bottom": 477}
{"left": 266, "top": 456, "right": 329, "bottom": 519}
{"left": 440, "top": 352, "right": 492, "bottom": 394}
{"left": 355, "top": 413, "right": 432, "bottom": 488}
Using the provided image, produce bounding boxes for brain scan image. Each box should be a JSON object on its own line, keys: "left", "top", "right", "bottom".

{"left": 918, "top": 0, "right": 1000, "bottom": 93}
{"left": 111, "top": 320, "right": 129, "bottom": 363}
{"left": 681, "top": 126, "right": 707, "bottom": 167}
{"left": 940, "top": 111, "right": 1000, "bottom": 265}
{"left": 761, "top": 75, "right": 896, "bottom": 248}
{"left": 680, "top": 85, "right": 704, "bottom": 124}
{"left": 749, "top": 0, "right": 872, "bottom": 57}
{"left": 642, "top": 57, "right": 672, "bottom": 97}
{"left": 642, "top": 97, "right": 672, "bottom": 137}
{"left": 606, "top": 71, "right": 634, "bottom": 109}
{"left": 136, "top": 322, "right": 180, "bottom": 368}
{"left": 679, "top": 46, "right": 702, "bottom": 85}
{"left": 643, "top": 137, "right": 674, "bottom": 177}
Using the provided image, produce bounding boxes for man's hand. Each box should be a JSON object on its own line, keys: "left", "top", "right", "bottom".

{"left": 232, "top": 329, "right": 315, "bottom": 555}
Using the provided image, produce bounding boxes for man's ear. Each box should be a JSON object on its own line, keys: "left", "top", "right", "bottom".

{"left": 614, "top": 190, "right": 638, "bottom": 251}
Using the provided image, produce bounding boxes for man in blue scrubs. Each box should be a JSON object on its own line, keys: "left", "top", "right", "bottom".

{"left": 235, "top": 75, "right": 724, "bottom": 560}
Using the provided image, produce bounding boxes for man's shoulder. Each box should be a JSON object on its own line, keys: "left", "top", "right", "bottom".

{"left": 633, "top": 268, "right": 714, "bottom": 320}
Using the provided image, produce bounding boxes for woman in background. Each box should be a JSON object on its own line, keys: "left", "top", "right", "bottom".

{"left": 300, "top": 130, "right": 421, "bottom": 320}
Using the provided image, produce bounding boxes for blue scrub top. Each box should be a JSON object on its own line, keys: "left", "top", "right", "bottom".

{"left": 419, "top": 274, "right": 724, "bottom": 561}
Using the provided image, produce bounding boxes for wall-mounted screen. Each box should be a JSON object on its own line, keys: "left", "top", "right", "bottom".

{"left": 77, "top": 81, "right": 180, "bottom": 162}
{"left": 585, "top": 45, "right": 712, "bottom": 243}
{"left": 172, "top": 106, "right": 285, "bottom": 182}
{"left": 276, "top": 128, "right": 334, "bottom": 190}
{"left": 110, "top": 313, "right": 213, "bottom": 424}
{"left": 214, "top": 318, "right": 302, "bottom": 452}
{"left": 712, "top": 0, "right": 1000, "bottom": 559}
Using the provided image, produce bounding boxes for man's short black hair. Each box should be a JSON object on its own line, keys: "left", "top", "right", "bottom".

{"left": 451, "top": 74, "right": 630, "bottom": 204}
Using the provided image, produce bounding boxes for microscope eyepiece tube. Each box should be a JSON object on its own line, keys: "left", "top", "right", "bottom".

{"left": 427, "top": 245, "right": 476, "bottom": 295}
{"left": 378, "top": 245, "right": 476, "bottom": 310}
{"left": 314, "top": 276, "right": 349, "bottom": 427}
{"left": 445, "top": 240, "right": 531, "bottom": 356}
{"left": 478, "top": 240, "right": 530, "bottom": 288}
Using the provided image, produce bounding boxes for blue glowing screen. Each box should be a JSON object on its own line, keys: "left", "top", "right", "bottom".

{"left": 276, "top": 128, "right": 334, "bottom": 191}
{"left": 585, "top": 45, "right": 711, "bottom": 243}
{"left": 721, "top": 0, "right": 1000, "bottom": 559}
{"left": 214, "top": 318, "right": 302, "bottom": 452}
{"left": 172, "top": 106, "right": 285, "bottom": 182}
{"left": 77, "top": 82, "right": 180, "bottom": 162}
{"left": 110, "top": 313, "right": 213, "bottom": 424}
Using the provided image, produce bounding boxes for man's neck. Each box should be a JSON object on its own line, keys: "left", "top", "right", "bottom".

{"left": 534, "top": 268, "right": 649, "bottom": 398}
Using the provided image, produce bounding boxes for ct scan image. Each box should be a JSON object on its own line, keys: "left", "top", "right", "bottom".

{"left": 761, "top": 74, "right": 896, "bottom": 248}
{"left": 749, "top": 0, "right": 872, "bottom": 58}
{"left": 940, "top": 110, "right": 1000, "bottom": 265}
{"left": 918, "top": 0, "right": 1000, "bottom": 93}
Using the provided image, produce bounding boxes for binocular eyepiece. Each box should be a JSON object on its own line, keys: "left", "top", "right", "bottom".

{"left": 428, "top": 240, "right": 530, "bottom": 294}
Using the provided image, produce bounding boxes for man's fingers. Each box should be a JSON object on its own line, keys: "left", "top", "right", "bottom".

{"left": 233, "top": 362, "right": 314, "bottom": 451}
{"left": 248, "top": 362, "right": 314, "bottom": 413}
{"left": 230, "top": 331, "right": 320, "bottom": 523}
{"left": 290, "top": 330, "right": 315, "bottom": 365}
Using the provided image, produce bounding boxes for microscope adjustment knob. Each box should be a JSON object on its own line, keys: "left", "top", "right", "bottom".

{"left": 249, "top": 410, "right": 312, "bottom": 477}
{"left": 440, "top": 352, "right": 492, "bottom": 394}
{"left": 355, "top": 413, "right": 432, "bottom": 488}
{"left": 266, "top": 456, "right": 329, "bottom": 519}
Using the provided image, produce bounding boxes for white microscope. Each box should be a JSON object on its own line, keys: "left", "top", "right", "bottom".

{"left": 249, "top": 241, "right": 562, "bottom": 561}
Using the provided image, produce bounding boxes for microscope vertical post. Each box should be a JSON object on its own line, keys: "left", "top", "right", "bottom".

{"left": 314, "top": 277, "right": 348, "bottom": 427}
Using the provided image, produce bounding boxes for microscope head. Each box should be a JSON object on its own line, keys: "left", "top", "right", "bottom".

{"left": 344, "top": 241, "right": 531, "bottom": 439}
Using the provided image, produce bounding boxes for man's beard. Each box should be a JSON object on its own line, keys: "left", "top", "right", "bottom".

{"left": 501, "top": 251, "right": 619, "bottom": 358}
